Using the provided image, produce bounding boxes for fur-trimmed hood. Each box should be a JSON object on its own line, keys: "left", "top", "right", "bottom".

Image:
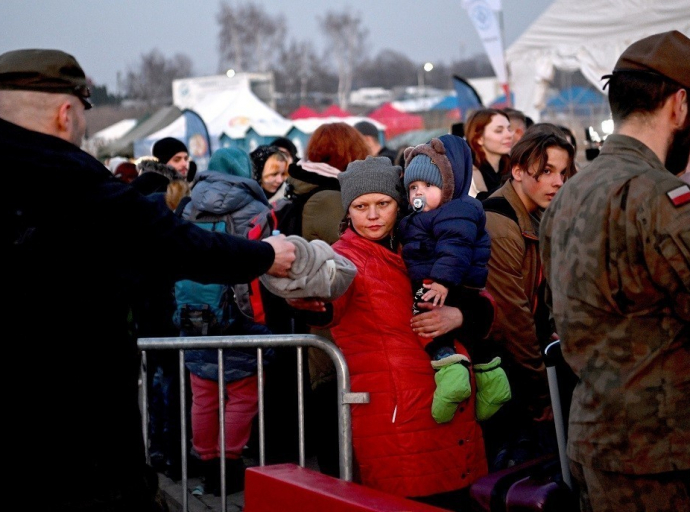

{"left": 403, "top": 135, "right": 474, "bottom": 205}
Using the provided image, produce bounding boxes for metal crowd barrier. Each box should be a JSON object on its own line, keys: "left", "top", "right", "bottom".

{"left": 138, "top": 334, "right": 368, "bottom": 511}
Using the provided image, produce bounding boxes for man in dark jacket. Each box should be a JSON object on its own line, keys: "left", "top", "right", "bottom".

{"left": 0, "top": 48, "right": 295, "bottom": 512}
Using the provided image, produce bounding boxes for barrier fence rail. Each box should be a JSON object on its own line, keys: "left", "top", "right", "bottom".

{"left": 138, "top": 334, "right": 368, "bottom": 511}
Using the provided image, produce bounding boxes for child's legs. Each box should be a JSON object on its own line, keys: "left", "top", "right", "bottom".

{"left": 190, "top": 373, "right": 221, "bottom": 461}
{"left": 222, "top": 375, "right": 259, "bottom": 459}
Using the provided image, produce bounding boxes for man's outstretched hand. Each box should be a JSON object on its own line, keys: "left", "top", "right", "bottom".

{"left": 264, "top": 234, "right": 296, "bottom": 277}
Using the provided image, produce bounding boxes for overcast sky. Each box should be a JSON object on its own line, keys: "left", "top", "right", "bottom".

{"left": 2, "top": 0, "right": 554, "bottom": 92}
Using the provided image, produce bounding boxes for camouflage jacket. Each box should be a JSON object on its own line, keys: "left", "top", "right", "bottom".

{"left": 540, "top": 134, "right": 690, "bottom": 474}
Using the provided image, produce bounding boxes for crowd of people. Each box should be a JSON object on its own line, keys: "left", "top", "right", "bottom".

{"left": 2, "top": 28, "right": 688, "bottom": 512}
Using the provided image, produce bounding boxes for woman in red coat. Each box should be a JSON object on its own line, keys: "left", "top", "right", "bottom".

{"left": 291, "top": 156, "right": 488, "bottom": 510}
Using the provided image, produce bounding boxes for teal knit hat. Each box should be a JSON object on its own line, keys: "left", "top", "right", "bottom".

{"left": 403, "top": 154, "right": 443, "bottom": 190}
{"left": 208, "top": 147, "right": 253, "bottom": 179}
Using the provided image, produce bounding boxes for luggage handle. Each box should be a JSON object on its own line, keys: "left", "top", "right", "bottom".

{"left": 544, "top": 340, "right": 573, "bottom": 490}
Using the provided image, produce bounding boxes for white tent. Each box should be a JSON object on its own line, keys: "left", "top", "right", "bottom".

{"left": 137, "top": 88, "right": 291, "bottom": 157}
{"left": 84, "top": 118, "right": 137, "bottom": 157}
{"left": 91, "top": 118, "right": 137, "bottom": 142}
{"left": 506, "top": 1, "right": 690, "bottom": 121}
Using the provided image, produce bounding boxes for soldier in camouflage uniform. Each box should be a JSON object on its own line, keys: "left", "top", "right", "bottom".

{"left": 539, "top": 31, "right": 690, "bottom": 512}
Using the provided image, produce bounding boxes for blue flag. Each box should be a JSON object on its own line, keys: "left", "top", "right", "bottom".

{"left": 452, "top": 75, "right": 483, "bottom": 120}
{"left": 183, "top": 109, "right": 212, "bottom": 172}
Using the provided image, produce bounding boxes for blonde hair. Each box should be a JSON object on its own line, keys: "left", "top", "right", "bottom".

{"left": 165, "top": 179, "right": 190, "bottom": 211}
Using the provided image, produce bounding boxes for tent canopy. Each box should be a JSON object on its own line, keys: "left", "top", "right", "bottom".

{"left": 320, "top": 105, "right": 351, "bottom": 117}
{"left": 386, "top": 128, "right": 448, "bottom": 151}
{"left": 134, "top": 89, "right": 291, "bottom": 160}
{"left": 289, "top": 105, "right": 320, "bottom": 119}
{"left": 99, "top": 105, "right": 182, "bottom": 159}
{"left": 543, "top": 85, "right": 608, "bottom": 115}
{"left": 368, "top": 102, "right": 424, "bottom": 139}
{"left": 488, "top": 92, "right": 515, "bottom": 109}
{"left": 430, "top": 95, "right": 459, "bottom": 111}
{"left": 506, "top": 1, "right": 689, "bottom": 121}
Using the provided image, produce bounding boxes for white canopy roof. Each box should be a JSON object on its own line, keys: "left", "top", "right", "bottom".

{"left": 506, "top": 0, "right": 690, "bottom": 121}
{"left": 144, "top": 88, "right": 291, "bottom": 144}
{"left": 90, "top": 118, "right": 137, "bottom": 142}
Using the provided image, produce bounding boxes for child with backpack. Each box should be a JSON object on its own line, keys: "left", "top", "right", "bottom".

{"left": 173, "top": 147, "right": 274, "bottom": 495}
{"left": 398, "top": 135, "right": 511, "bottom": 425}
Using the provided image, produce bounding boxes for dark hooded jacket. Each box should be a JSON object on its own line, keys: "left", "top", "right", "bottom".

{"left": 2, "top": 117, "right": 274, "bottom": 509}
{"left": 179, "top": 167, "right": 274, "bottom": 381}
{"left": 398, "top": 134, "right": 491, "bottom": 290}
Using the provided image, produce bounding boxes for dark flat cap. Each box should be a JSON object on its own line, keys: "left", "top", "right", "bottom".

{"left": 612, "top": 30, "right": 690, "bottom": 89}
{"left": 0, "top": 49, "right": 92, "bottom": 109}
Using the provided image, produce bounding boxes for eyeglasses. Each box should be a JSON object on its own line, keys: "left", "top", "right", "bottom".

{"left": 72, "top": 84, "right": 92, "bottom": 110}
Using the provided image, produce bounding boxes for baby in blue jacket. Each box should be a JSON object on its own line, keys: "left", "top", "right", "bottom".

{"left": 398, "top": 135, "right": 510, "bottom": 424}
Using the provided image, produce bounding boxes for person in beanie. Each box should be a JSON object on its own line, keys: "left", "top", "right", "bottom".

{"left": 270, "top": 136, "right": 300, "bottom": 163}
{"left": 540, "top": 30, "right": 690, "bottom": 511}
{"left": 153, "top": 136, "right": 190, "bottom": 178}
{"left": 398, "top": 135, "right": 510, "bottom": 425}
{"left": 289, "top": 155, "right": 488, "bottom": 510}
{"left": 250, "top": 144, "right": 290, "bottom": 203}
{"left": 177, "top": 144, "right": 277, "bottom": 496}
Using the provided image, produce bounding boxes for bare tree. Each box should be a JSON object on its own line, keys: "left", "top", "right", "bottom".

{"left": 124, "top": 49, "right": 193, "bottom": 108}
{"left": 217, "top": 1, "right": 286, "bottom": 73}
{"left": 449, "top": 54, "right": 494, "bottom": 80}
{"left": 319, "top": 9, "right": 368, "bottom": 110}
{"left": 275, "top": 39, "right": 323, "bottom": 106}
{"left": 356, "top": 50, "right": 417, "bottom": 89}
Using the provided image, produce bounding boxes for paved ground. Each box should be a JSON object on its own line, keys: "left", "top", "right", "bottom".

{"left": 159, "top": 470, "right": 245, "bottom": 512}
{"left": 158, "top": 455, "right": 320, "bottom": 512}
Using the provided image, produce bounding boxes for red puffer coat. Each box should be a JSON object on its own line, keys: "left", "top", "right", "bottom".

{"left": 329, "top": 228, "right": 488, "bottom": 498}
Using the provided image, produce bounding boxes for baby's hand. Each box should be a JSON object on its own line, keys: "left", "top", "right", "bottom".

{"left": 422, "top": 282, "right": 448, "bottom": 307}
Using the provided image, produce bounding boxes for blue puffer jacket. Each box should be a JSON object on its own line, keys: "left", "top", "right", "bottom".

{"left": 398, "top": 134, "right": 491, "bottom": 289}
{"left": 181, "top": 170, "right": 274, "bottom": 382}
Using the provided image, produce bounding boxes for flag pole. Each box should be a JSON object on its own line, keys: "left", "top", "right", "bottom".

{"left": 496, "top": 4, "right": 512, "bottom": 107}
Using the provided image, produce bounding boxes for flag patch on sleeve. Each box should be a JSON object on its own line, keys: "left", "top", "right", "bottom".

{"left": 667, "top": 185, "right": 690, "bottom": 207}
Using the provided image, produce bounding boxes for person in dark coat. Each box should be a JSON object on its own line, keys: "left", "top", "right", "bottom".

{"left": 398, "top": 135, "right": 509, "bottom": 426}
{"left": 354, "top": 120, "right": 398, "bottom": 163}
{"left": 1, "top": 48, "right": 296, "bottom": 512}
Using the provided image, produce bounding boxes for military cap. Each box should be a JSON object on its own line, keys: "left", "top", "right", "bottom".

{"left": 0, "top": 49, "right": 92, "bottom": 109}
{"left": 609, "top": 30, "right": 690, "bottom": 89}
